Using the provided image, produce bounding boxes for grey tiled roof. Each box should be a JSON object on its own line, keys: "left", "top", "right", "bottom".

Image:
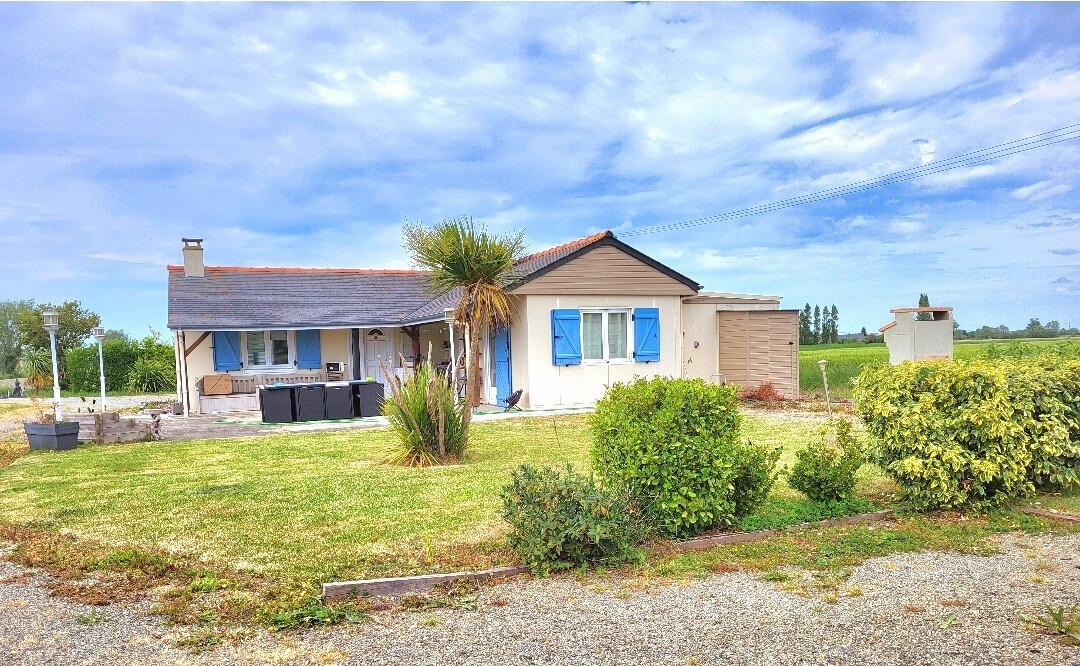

{"left": 167, "top": 268, "right": 440, "bottom": 329}
{"left": 167, "top": 230, "right": 699, "bottom": 330}
{"left": 402, "top": 287, "right": 462, "bottom": 325}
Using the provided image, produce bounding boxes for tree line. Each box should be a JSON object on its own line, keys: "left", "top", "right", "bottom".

{"left": 0, "top": 299, "right": 175, "bottom": 394}
{"left": 799, "top": 304, "right": 839, "bottom": 345}
{"left": 954, "top": 318, "right": 1080, "bottom": 340}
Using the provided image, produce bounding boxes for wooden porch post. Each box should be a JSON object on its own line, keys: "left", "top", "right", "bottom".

{"left": 402, "top": 325, "right": 422, "bottom": 377}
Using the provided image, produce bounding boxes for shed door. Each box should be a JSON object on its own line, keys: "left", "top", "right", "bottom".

{"left": 716, "top": 311, "right": 799, "bottom": 398}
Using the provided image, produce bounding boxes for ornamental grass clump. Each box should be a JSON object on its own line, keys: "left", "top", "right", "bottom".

{"left": 788, "top": 419, "right": 865, "bottom": 502}
{"left": 590, "top": 376, "right": 779, "bottom": 538}
{"left": 854, "top": 357, "right": 1079, "bottom": 510}
{"left": 381, "top": 348, "right": 467, "bottom": 467}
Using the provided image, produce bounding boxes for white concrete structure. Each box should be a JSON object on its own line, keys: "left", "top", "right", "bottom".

{"left": 879, "top": 307, "right": 954, "bottom": 364}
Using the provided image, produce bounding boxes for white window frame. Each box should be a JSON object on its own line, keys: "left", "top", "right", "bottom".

{"left": 241, "top": 330, "right": 294, "bottom": 372}
{"left": 581, "top": 308, "right": 632, "bottom": 365}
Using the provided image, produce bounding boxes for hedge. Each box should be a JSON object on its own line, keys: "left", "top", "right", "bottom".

{"left": 64, "top": 334, "right": 175, "bottom": 393}
{"left": 854, "top": 357, "right": 1079, "bottom": 510}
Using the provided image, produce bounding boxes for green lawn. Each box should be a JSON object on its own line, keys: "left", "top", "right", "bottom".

{"left": 800, "top": 337, "right": 1080, "bottom": 398}
{"left": 0, "top": 411, "right": 890, "bottom": 587}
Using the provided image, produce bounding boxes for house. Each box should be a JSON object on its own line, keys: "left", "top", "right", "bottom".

{"left": 879, "top": 306, "right": 954, "bottom": 364}
{"left": 167, "top": 232, "right": 799, "bottom": 415}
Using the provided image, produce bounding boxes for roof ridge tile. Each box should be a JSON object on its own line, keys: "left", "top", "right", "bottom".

{"left": 516, "top": 230, "right": 612, "bottom": 263}
{"left": 166, "top": 265, "right": 430, "bottom": 275}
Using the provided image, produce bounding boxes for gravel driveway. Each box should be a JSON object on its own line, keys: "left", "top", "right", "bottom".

{"left": 2, "top": 532, "right": 1078, "bottom": 666}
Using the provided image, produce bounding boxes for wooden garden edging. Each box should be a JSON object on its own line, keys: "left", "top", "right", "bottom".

{"left": 1020, "top": 507, "right": 1080, "bottom": 524}
{"left": 322, "top": 509, "right": 894, "bottom": 601}
{"left": 323, "top": 565, "right": 531, "bottom": 601}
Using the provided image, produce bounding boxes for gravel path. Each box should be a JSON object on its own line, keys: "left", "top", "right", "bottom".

{"left": 2, "top": 532, "right": 1078, "bottom": 665}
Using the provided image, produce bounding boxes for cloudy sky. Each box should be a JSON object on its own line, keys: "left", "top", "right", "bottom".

{"left": 1, "top": 2, "right": 1078, "bottom": 335}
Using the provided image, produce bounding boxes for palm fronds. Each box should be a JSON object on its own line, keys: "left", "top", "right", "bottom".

{"left": 403, "top": 217, "right": 527, "bottom": 418}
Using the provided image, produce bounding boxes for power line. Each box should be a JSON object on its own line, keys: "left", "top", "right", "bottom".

{"left": 631, "top": 132, "right": 1079, "bottom": 236}
{"left": 621, "top": 124, "right": 1080, "bottom": 237}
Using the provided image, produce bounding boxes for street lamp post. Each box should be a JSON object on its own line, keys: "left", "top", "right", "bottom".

{"left": 93, "top": 327, "right": 107, "bottom": 414}
{"left": 817, "top": 358, "right": 832, "bottom": 417}
{"left": 42, "top": 309, "right": 62, "bottom": 423}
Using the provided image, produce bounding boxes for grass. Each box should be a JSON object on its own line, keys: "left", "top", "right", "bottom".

{"left": 799, "top": 337, "right": 1080, "bottom": 398}
{"left": 0, "top": 408, "right": 1074, "bottom": 628}
{"left": 644, "top": 510, "right": 1072, "bottom": 582}
{"left": 0, "top": 411, "right": 898, "bottom": 596}
{"left": 1025, "top": 492, "right": 1080, "bottom": 515}
{"left": 0, "top": 412, "right": 873, "bottom": 585}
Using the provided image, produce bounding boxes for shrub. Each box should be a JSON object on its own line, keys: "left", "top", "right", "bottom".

{"left": 788, "top": 419, "right": 865, "bottom": 501}
{"left": 64, "top": 333, "right": 174, "bottom": 394}
{"left": 381, "top": 353, "right": 467, "bottom": 466}
{"left": 854, "top": 358, "right": 1079, "bottom": 510}
{"left": 125, "top": 356, "right": 175, "bottom": 393}
{"left": 500, "top": 464, "right": 648, "bottom": 573}
{"left": 738, "top": 381, "right": 784, "bottom": 402}
{"left": 1010, "top": 360, "right": 1079, "bottom": 491}
{"left": 17, "top": 347, "right": 52, "bottom": 393}
{"left": 730, "top": 440, "right": 782, "bottom": 516}
{"left": 591, "top": 376, "right": 778, "bottom": 537}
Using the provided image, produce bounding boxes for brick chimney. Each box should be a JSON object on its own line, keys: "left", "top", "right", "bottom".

{"left": 182, "top": 238, "right": 204, "bottom": 277}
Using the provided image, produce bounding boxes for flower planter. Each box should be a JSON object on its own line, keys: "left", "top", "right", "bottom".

{"left": 24, "top": 422, "right": 80, "bottom": 451}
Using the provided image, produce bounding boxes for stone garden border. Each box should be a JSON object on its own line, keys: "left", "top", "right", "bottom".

{"left": 322, "top": 509, "right": 895, "bottom": 601}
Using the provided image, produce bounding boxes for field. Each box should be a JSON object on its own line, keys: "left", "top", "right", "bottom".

{"left": 799, "top": 337, "right": 1080, "bottom": 399}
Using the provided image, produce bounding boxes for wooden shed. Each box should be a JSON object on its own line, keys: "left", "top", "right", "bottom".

{"left": 681, "top": 293, "right": 800, "bottom": 398}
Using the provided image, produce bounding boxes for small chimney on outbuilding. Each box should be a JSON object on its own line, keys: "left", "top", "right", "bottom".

{"left": 182, "top": 238, "right": 204, "bottom": 277}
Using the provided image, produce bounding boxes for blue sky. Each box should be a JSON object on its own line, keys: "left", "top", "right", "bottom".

{"left": 1, "top": 2, "right": 1078, "bottom": 336}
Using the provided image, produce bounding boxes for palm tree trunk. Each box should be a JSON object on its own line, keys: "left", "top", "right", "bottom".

{"left": 466, "top": 320, "right": 482, "bottom": 414}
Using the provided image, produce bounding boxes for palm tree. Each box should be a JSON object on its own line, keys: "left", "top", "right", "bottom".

{"left": 403, "top": 217, "right": 526, "bottom": 426}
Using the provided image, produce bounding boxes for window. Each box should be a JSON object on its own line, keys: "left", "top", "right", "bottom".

{"left": 244, "top": 330, "right": 291, "bottom": 369}
{"left": 581, "top": 309, "right": 631, "bottom": 363}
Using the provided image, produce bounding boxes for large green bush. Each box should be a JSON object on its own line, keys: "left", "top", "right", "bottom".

{"left": 65, "top": 338, "right": 139, "bottom": 392}
{"left": 788, "top": 419, "right": 865, "bottom": 501}
{"left": 591, "top": 376, "right": 778, "bottom": 537}
{"left": 501, "top": 464, "right": 648, "bottom": 573}
{"left": 64, "top": 333, "right": 174, "bottom": 393}
{"left": 854, "top": 358, "right": 1079, "bottom": 510}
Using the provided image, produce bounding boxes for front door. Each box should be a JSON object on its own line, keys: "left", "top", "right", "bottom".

{"left": 492, "top": 325, "right": 512, "bottom": 406}
{"left": 363, "top": 329, "right": 391, "bottom": 385}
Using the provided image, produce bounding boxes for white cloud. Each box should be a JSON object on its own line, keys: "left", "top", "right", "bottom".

{"left": 1012, "top": 180, "right": 1073, "bottom": 202}
{"left": 888, "top": 219, "right": 928, "bottom": 235}
{"left": 0, "top": 3, "right": 1077, "bottom": 333}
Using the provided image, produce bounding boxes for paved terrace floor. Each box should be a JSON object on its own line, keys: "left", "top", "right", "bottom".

{"left": 154, "top": 405, "right": 595, "bottom": 442}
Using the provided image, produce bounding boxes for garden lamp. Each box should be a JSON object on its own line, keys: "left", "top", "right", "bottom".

{"left": 93, "top": 327, "right": 106, "bottom": 414}
{"left": 817, "top": 359, "right": 832, "bottom": 417}
{"left": 42, "top": 309, "right": 62, "bottom": 422}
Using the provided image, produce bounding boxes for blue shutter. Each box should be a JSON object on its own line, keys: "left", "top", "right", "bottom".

{"left": 551, "top": 309, "right": 582, "bottom": 366}
{"left": 295, "top": 329, "right": 322, "bottom": 370}
{"left": 212, "top": 331, "right": 242, "bottom": 371}
{"left": 633, "top": 308, "right": 660, "bottom": 363}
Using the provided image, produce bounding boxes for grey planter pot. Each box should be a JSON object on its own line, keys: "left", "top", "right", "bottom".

{"left": 24, "top": 421, "right": 80, "bottom": 451}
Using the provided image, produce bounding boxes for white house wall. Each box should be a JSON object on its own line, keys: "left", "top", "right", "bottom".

{"left": 681, "top": 302, "right": 719, "bottom": 382}
{"left": 518, "top": 294, "right": 683, "bottom": 409}
{"left": 178, "top": 328, "right": 354, "bottom": 413}
{"left": 680, "top": 300, "right": 781, "bottom": 383}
